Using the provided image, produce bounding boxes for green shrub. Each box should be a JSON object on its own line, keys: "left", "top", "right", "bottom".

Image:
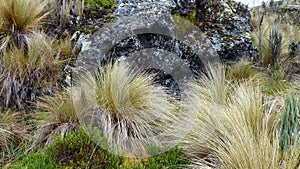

{"left": 11, "top": 152, "right": 58, "bottom": 169}
{"left": 12, "top": 126, "right": 189, "bottom": 168}
{"left": 46, "top": 126, "right": 124, "bottom": 169}
{"left": 11, "top": 126, "right": 124, "bottom": 169}
{"left": 121, "top": 145, "right": 189, "bottom": 169}
{"left": 143, "top": 147, "right": 189, "bottom": 169}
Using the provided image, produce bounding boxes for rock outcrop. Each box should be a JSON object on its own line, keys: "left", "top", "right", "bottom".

{"left": 77, "top": 0, "right": 219, "bottom": 97}
{"left": 195, "top": 0, "right": 258, "bottom": 61}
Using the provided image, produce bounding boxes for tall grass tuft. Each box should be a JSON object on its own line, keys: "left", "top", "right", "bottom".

{"left": 191, "top": 63, "right": 230, "bottom": 105}
{"left": 72, "top": 61, "right": 178, "bottom": 157}
{"left": 0, "top": 109, "right": 29, "bottom": 162}
{"left": 182, "top": 63, "right": 300, "bottom": 168}
{"left": 180, "top": 63, "right": 231, "bottom": 159}
{"left": 31, "top": 90, "right": 78, "bottom": 148}
{"left": 226, "top": 57, "right": 263, "bottom": 83}
{"left": 0, "top": 0, "right": 48, "bottom": 52}
{"left": 0, "top": 32, "right": 64, "bottom": 111}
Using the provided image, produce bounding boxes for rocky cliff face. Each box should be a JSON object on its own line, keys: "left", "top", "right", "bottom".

{"left": 76, "top": 0, "right": 220, "bottom": 97}
{"left": 44, "top": 1, "right": 258, "bottom": 63}
{"left": 70, "top": 0, "right": 258, "bottom": 63}
{"left": 195, "top": 0, "right": 258, "bottom": 61}
{"left": 71, "top": 0, "right": 259, "bottom": 98}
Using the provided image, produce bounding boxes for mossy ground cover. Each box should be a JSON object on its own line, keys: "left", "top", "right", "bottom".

{"left": 10, "top": 127, "right": 189, "bottom": 169}
{"left": 86, "top": 0, "right": 116, "bottom": 8}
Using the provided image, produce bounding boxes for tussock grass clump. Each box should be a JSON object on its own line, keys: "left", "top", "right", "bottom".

{"left": 190, "top": 63, "right": 230, "bottom": 105}
{"left": 72, "top": 61, "right": 178, "bottom": 157}
{"left": 0, "top": 33, "right": 64, "bottom": 111}
{"left": 261, "top": 61, "right": 293, "bottom": 95}
{"left": 182, "top": 64, "right": 300, "bottom": 168}
{"left": 0, "top": 0, "right": 48, "bottom": 52}
{"left": 0, "top": 109, "right": 29, "bottom": 162}
{"left": 181, "top": 64, "right": 231, "bottom": 160}
{"left": 226, "top": 57, "right": 263, "bottom": 83}
{"left": 32, "top": 90, "right": 78, "bottom": 147}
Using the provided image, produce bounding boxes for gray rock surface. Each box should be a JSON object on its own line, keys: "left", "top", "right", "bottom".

{"left": 195, "top": 0, "right": 258, "bottom": 61}
{"left": 77, "top": 0, "right": 219, "bottom": 96}
{"left": 114, "top": 0, "right": 195, "bottom": 16}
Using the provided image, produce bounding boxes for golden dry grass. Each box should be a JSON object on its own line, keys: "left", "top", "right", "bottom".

{"left": 0, "top": 109, "right": 29, "bottom": 161}
{"left": 72, "top": 61, "right": 179, "bottom": 157}
{"left": 0, "top": 0, "right": 48, "bottom": 51}
{"left": 181, "top": 64, "right": 300, "bottom": 168}
{"left": 226, "top": 57, "right": 263, "bottom": 83}
{"left": 0, "top": 32, "right": 64, "bottom": 111}
{"left": 32, "top": 90, "right": 78, "bottom": 147}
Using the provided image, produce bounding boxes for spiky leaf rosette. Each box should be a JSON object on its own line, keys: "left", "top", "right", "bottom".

{"left": 279, "top": 92, "right": 299, "bottom": 153}
{"left": 0, "top": 33, "right": 64, "bottom": 111}
{"left": 269, "top": 26, "right": 282, "bottom": 67}
{"left": 0, "top": 0, "right": 48, "bottom": 52}
{"left": 72, "top": 61, "right": 179, "bottom": 157}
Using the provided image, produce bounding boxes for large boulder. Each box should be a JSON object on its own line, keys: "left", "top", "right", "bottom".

{"left": 77, "top": 0, "right": 219, "bottom": 76}
{"left": 195, "top": 0, "right": 258, "bottom": 61}
{"left": 77, "top": 0, "right": 219, "bottom": 97}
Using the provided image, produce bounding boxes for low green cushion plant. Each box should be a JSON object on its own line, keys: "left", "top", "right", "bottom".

{"left": 86, "top": 0, "right": 116, "bottom": 8}
{"left": 12, "top": 126, "right": 124, "bottom": 169}
{"left": 11, "top": 152, "right": 58, "bottom": 169}
{"left": 12, "top": 126, "right": 189, "bottom": 168}
{"left": 46, "top": 126, "right": 124, "bottom": 169}
{"left": 143, "top": 147, "right": 189, "bottom": 169}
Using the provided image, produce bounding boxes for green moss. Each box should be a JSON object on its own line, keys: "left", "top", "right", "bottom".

{"left": 45, "top": 126, "right": 124, "bottom": 169}
{"left": 11, "top": 152, "right": 58, "bottom": 169}
{"left": 121, "top": 145, "right": 189, "bottom": 169}
{"left": 86, "top": 0, "right": 116, "bottom": 8}
{"left": 11, "top": 126, "right": 189, "bottom": 168}
{"left": 144, "top": 146, "right": 189, "bottom": 169}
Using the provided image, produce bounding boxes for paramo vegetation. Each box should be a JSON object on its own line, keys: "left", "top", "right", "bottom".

{"left": 0, "top": 0, "right": 299, "bottom": 168}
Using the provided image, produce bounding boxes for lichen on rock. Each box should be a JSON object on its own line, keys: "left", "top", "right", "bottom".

{"left": 195, "top": 0, "right": 258, "bottom": 61}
